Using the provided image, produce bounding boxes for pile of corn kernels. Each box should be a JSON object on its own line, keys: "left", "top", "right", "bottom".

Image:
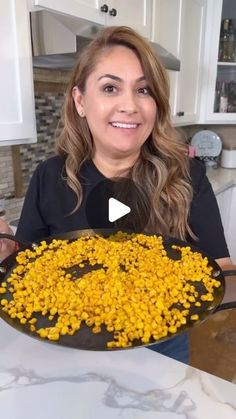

{"left": 0, "top": 232, "right": 221, "bottom": 348}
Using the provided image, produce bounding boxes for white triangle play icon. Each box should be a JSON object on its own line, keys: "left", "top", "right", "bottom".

{"left": 108, "top": 197, "right": 131, "bottom": 222}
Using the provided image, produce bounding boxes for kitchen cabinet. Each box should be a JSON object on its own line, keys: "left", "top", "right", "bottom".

{"left": 0, "top": 0, "right": 36, "bottom": 145}
{"left": 32, "top": 0, "right": 152, "bottom": 38}
{"left": 153, "top": 0, "right": 205, "bottom": 125}
{"left": 106, "top": 1, "right": 152, "bottom": 39}
{"left": 216, "top": 185, "right": 236, "bottom": 263}
{"left": 31, "top": 0, "right": 105, "bottom": 24}
{"left": 199, "top": 0, "right": 236, "bottom": 123}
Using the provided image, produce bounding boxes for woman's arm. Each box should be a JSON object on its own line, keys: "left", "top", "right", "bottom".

{"left": 16, "top": 162, "right": 50, "bottom": 243}
{"left": 189, "top": 160, "right": 229, "bottom": 259}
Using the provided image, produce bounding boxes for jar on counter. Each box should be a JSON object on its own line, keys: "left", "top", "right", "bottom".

{"left": 221, "top": 144, "right": 236, "bottom": 168}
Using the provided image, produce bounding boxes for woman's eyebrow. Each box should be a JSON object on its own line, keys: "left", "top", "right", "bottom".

{"left": 97, "top": 74, "right": 146, "bottom": 82}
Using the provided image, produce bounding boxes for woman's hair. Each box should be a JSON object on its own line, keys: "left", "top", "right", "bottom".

{"left": 56, "top": 26, "right": 193, "bottom": 240}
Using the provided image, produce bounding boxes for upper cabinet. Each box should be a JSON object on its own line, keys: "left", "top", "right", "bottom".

{"left": 153, "top": 0, "right": 205, "bottom": 126}
{"left": 106, "top": 0, "right": 152, "bottom": 38}
{"left": 199, "top": 0, "right": 236, "bottom": 123}
{"left": 0, "top": 0, "right": 36, "bottom": 145}
{"left": 32, "top": 0, "right": 105, "bottom": 24}
{"left": 33, "top": 0, "right": 152, "bottom": 38}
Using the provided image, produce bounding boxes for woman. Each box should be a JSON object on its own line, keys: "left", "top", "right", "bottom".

{"left": 0, "top": 26, "right": 232, "bottom": 362}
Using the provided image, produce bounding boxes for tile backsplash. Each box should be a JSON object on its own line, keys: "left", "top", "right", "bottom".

{"left": 0, "top": 89, "right": 65, "bottom": 223}
{"left": 0, "top": 148, "right": 14, "bottom": 198}
{"left": 181, "top": 124, "right": 236, "bottom": 147}
{"left": 20, "top": 92, "right": 64, "bottom": 191}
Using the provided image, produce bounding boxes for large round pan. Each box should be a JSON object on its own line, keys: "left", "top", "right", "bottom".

{"left": 0, "top": 229, "right": 235, "bottom": 351}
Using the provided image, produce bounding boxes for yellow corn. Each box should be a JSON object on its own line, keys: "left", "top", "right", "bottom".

{"left": 0, "top": 233, "right": 220, "bottom": 348}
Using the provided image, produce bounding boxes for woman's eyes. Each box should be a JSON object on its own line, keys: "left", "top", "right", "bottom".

{"left": 102, "top": 85, "right": 150, "bottom": 95}
{"left": 103, "top": 85, "right": 117, "bottom": 93}
{"left": 137, "top": 87, "right": 150, "bottom": 95}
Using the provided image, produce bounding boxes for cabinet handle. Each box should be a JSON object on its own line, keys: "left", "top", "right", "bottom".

{"left": 109, "top": 8, "right": 117, "bottom": 16}
{"left": 176, "top": 111, "right": 185, "bottom": 117}
{"left": 100, "top": 4, "right": 108, "bottom": 13}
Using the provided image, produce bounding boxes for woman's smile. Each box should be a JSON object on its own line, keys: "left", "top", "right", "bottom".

{"left": 109, "top": 121, "right": 140, "bottom": 129}
{"left": 108, "top": 120, "right": 141, "bottom": 136}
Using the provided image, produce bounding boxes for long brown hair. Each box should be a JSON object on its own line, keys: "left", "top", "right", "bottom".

{"left": 56, "top": 26, "right": 193, "bottom": 240}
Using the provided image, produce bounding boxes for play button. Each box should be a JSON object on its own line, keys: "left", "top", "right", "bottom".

{"left": 86, "top": 177, "right": 150, "bottom": 233}
{"left": 108, "top": 198, "right": 131, "bottom": 222}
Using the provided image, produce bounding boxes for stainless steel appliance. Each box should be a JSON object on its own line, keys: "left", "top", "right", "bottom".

{"left": 30, "top": 10, "right": 180, "bottom": 71}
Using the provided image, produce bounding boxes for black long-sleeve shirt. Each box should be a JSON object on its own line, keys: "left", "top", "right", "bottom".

{"left": 16, "top": 156, "right": 229, "bottom": 259}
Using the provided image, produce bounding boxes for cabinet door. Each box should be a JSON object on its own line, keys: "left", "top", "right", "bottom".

{"left": 199, "top": 0, "right": 236, "bottom": 123}
{"left": 34, "top": 0, "right": 105, "bottom": 24}
{"left": 107, "top": 0, "right": 152, "bottom": 38}
{"left": 153, "top": 0, "right": 205, "bottom": 126}
{"left": 152, "top": 0, "right": 182, "bottom": 58}
{"left": 152, "top": 0, "right": 182, "bottom": 118}
{"left": 0, "top": 0, "right": 36, "bottom": 145}
{"left": 173, "top": 0, "right": 205, "bottom": 125}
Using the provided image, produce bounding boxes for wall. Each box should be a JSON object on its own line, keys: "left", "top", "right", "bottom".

{"left": 181, "top": 124, "right": 236, "bottom": 147}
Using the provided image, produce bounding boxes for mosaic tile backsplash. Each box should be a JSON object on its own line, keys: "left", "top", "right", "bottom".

{"left": 0, "top": 91, "right": 64, "bottom": 223}
{"left": 20, "top": 92, "right": 64, "bottom": 190}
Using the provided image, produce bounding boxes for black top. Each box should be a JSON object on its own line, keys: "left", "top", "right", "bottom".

{"left": 16, "top": 156, "right": 229, "bottom": 259}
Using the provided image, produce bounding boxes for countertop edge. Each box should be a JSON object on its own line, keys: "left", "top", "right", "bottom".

{"left": 206, "top": 167, "right": 236, "bottom": 195}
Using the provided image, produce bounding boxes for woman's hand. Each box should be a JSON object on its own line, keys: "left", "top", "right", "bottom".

{"left": 0, "top": 219, "right": 15, "bottom": 261}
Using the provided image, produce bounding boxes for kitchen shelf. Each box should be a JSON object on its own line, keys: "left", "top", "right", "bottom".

{"left": 218, "top": 62, "right": 236, "bottom": 66}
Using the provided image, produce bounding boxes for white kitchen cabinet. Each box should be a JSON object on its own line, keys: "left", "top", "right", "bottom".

{"left": 153, "top": 0, "right": 205, "bottom": 125}
{"left": 106, "top": 0, "right": 152, "bottom": 39}
{"left": 199, "top": 0, "right": 236, "bottom": 123}
{"left": 152, "top": 0, "right": 182, "bottom": 59}
{"left": 32, "top": 0, "right": 105, "bottom": 24}
{"left": 152, "top": 0, "right": 181, "bottom": 118}
{"left": 33, "top": 0, "right": 152, "bottom": 37}
{"left": 0, "top": 0, "right": 36, "bottom": 145}
{"left": 216, "top": 185, "right": 236, "bottom": 263}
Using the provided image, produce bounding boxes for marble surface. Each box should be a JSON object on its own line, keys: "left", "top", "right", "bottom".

{"left": 0, "top": 319, "right": 235, "bottom": 419}
{"left": 206, "top": 167, "right": 236, "bottom": 194}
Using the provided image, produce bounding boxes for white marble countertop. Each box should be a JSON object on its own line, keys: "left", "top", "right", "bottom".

{"left": 0, "top": 319, "right": 235, "bottom": 419}
{"left": 206, "top": 167, "right": 236, "bottom": 194}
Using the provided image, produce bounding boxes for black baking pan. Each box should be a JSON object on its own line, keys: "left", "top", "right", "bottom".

{"left": 0, "top": 229, "right": 235, "bottom": 350}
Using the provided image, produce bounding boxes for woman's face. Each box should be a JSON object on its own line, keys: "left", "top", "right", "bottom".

{"left": 73, "top": 46, "right": 157, "bottom": 158}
